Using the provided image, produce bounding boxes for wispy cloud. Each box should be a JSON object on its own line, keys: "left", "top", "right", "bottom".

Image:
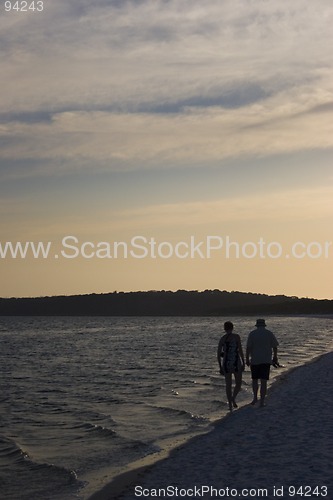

{"left": 109, "top": 184, "right": 333, "bottom": 231}
{"left": 4, "top": 183, "right": 332, "bottom": 244}
{"left": 1, "top": 0, "right": 333, "bottom": 180}
{"left": 1, "top": 90, "right": 332, "bottom": 180}
{"left": 2, "top": 0, "right": 332, "bottom": 112}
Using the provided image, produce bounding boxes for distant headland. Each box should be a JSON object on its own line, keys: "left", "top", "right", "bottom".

{"left": 0, "top": 290, "right": 332, "bottom": 316}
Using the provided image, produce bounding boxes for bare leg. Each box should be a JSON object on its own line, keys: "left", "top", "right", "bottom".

{"left": 251, "top": 379, "right": 258, "bottom": 405}
{"left": 225, "top": 373, "right": 233, "bottom": 411}
{"left": 232, "top": 372, "right": 242, "bottom": 407}
{"left": 260, "top": 379, "right": 267, "bottom": 407}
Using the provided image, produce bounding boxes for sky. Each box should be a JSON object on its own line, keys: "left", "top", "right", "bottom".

{"left": 1, "top": 0, "right": 332, "bottom": 299}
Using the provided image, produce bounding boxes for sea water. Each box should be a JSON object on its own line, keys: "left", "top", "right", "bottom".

{"left": 0, "top": 316, "right": 332, "bottom": 499}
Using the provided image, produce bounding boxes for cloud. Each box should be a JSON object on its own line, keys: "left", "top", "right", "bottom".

{"left": 1, "top": 0, "right": 333, "bottom": 179}
{"left": 1, "top": 85, "right": 332, "bottom": 181}
{"left": 2, "top": 0, "right": 333, "bottom": 112}
{"left": 5, "top": 181, "right": 332, "bottom": 243}
{"left": 109, "top": 184, "right": 333, "bottom": 231}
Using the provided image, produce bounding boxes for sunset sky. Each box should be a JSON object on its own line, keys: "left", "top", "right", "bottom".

{"left": 1, "top": 0, "right": 332, "bottom": 299}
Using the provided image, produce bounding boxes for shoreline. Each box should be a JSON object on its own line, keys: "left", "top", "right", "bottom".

{"left": 87, "top": 350, "right": 333, "bottom": 500}
{"left": 86, "top": 413, "right": 235, "bottom": 500}
{"left": 84, "top": 429, "right": 212, "bottom": 500}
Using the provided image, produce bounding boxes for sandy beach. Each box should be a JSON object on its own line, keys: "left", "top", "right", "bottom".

{"left": 88, "top": 351, "right": 332, "bottom": 500}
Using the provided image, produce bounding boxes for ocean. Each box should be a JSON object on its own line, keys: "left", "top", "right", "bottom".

{"left": 0, "top": 316, "right": 332, "bottom": 499}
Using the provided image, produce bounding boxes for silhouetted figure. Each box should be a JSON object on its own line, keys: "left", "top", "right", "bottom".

{"left": 246, "top": 318, "right": 279, "bottom": 407}
{"left": 217, "top": 321, "right": 245, "bottom": 411}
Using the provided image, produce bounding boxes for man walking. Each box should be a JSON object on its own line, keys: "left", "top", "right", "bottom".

{"left": 246, "top": 319, "right": 279, "bottom": 407}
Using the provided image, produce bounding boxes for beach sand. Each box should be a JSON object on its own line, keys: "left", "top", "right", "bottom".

{"left": 88, "top": 352, "right": 333, "bottom": 500}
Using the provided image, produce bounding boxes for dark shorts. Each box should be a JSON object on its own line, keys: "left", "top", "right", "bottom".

{"left": 251, "top": 363, "right": 271, "bottom": 380}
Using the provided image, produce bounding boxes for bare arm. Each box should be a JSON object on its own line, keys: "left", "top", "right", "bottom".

{"left": 217, "top": 336, "right": 225, "bottom": 373}
{"left": 272, "top": 333, "right": 278, "bottom": 363}
{"left": 217, "top": 338, "right": 223, "bottom": 370}
{"left": 237, "top": 335, "right": 245, "bottom": 366}
{"left": 272, "top": 346, "right": 278, "bottom": 362}
{"left": 246, "top": 345, "right": 251, "bottom": 366}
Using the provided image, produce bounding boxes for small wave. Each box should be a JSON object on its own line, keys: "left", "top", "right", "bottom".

{"left": 151, "top": 404, "right": 209, "bottom": 423}
{"left": 128, "top": 439, "right": 161, "bottom": 455}
{"left": 0, "top": 436, "right": 29, "bottom": 464}
{"left": 29, "top": 460, "right": 78, "bottom": 483}
{"left": 190, "top": 413, "right": 210, "bottom": 423}
{"left": 211, "top": 399, "right": 228, "bottom": 407}
{"left": 0, "top": 435, "right": 82, "bottom": 500}
{"left": 44, "top": 406, "right": 72, "bottom": 415}
{"left": 71, "top": 422, "right": 117, "bottom": 439}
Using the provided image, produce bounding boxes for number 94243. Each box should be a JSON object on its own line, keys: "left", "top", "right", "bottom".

{"left": 5, "top": 1, "right": 43, "bottom": 12}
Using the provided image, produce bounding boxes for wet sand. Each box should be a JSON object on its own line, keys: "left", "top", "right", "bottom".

{"left": 88, "top": 351, "right": 333, "bottom": 500}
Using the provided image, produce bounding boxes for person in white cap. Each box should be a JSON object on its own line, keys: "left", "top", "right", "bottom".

{"left": 246, "top": 319, "right": 279, "bottom": 407}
